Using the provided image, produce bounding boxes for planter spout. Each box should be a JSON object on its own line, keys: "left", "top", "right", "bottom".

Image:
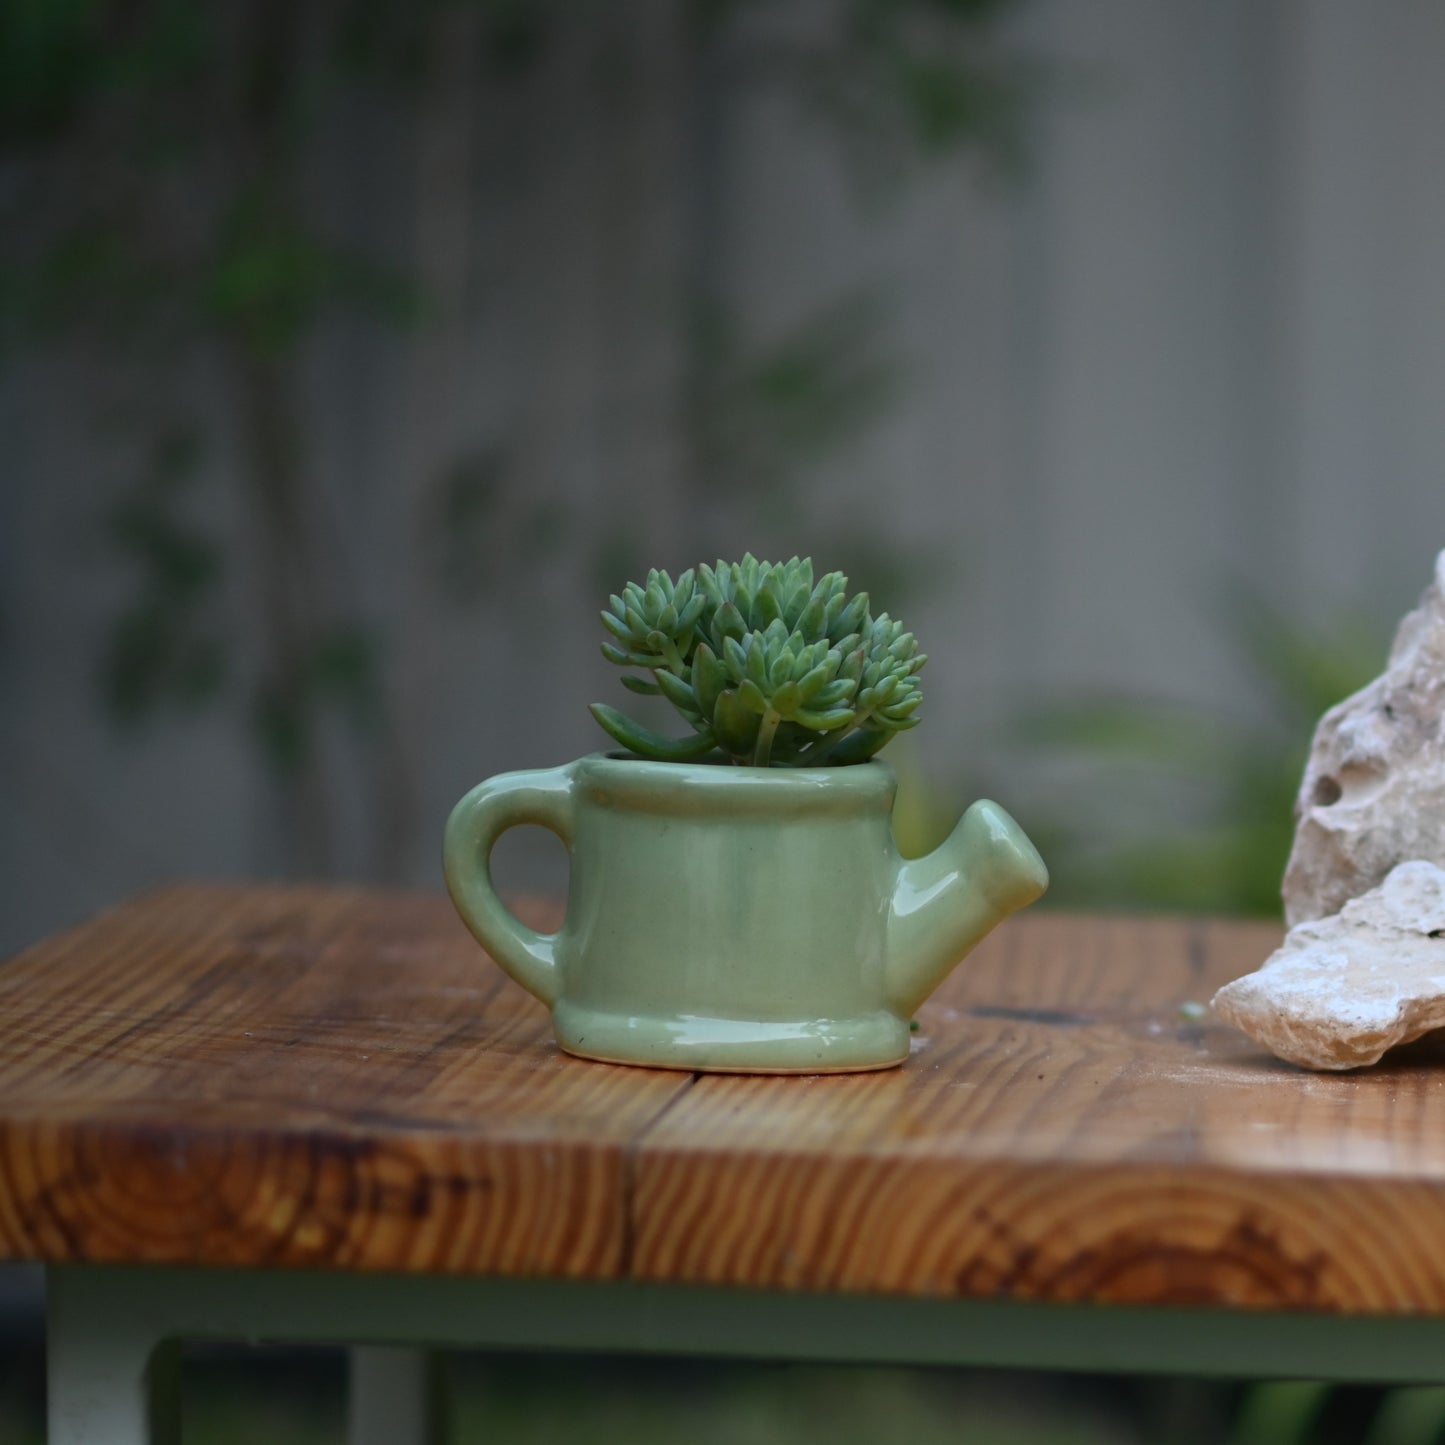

{"left": 886, "top": 799, "right": 1048, "bottom": 1017}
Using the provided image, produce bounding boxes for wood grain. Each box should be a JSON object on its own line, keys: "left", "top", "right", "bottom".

{"left": 6, "top": 888, "right": 1445, "bottom": 1312}
{"left": 0, "top": 886, "right": 683, "bottom": 1277}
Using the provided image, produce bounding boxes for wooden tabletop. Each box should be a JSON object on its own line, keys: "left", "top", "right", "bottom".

{"left": 5, "top": 886, "right": 1445, "bottom": 1313}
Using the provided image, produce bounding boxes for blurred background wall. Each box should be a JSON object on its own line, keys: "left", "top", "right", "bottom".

{"left": 5, "top": 0, "right": 1445, "bottom": 956}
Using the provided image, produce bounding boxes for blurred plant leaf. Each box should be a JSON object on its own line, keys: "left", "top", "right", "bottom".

{"left": 0, "top": 0, "right": 212, "bottom": 148}
{"left": 252, "top": 681, "right": 309, "bottom": 776}
{"left": 1012, "top": 592, "right": 1385, "bottom": 917}
{"left": 427, "top": 450, "right": 503, "bottom": 603}
{"left": 338, "top": 0, "right": 551, "bottom": 86}
{"left": 0, "top": 219, "right": 180, "bottom": 356}
{"left": 1012, "top": 699, "right": 1252, "bottom": 776}
{"left": 425, "top": 447, "right": 567, "bottom": 605}
{"left": 814, "top": 536, "right": 951, "bottom": 618}
{"left": 691, "top": 291, "right": 901, "bottom": 499}
{"left": 708, "top": 0, "right": 1040, "bottom": 190}
{"left": 205, "top": 191, "right": 423, "bottom": 357}
{"left": 1223, "top": 586, "right": 1386, "bottom": 731}
{"left": 1228, "top": 1382, "right": 1333, "bottom": 1445}
{"left": 0, "top": 0, "right": 107, "bottom": 144}
{"left": 248, "top": 623, "right": 382, "bottom": 776}
{"left": 1362, "top": 1386, "right": 1445, "bottom": 1445}
{"left": 479, "top": 0, "right": 551, "bottom": 76}
{"left": 100, "top": 430, "right": 230, "bottom": 724}
{"left": 103, "top": 603, "right": 227, "bottom": 722}
{"left": 309, "top": 623, "right": 381, "bottom": 727}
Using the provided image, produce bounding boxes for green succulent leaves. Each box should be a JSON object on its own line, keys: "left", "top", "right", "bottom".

{"left": 591, "top": 555, "right": 925, "bottom": 767}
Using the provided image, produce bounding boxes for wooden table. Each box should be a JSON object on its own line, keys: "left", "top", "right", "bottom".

{"left": 8, "top": 886, "right": 1445, "bottom": 1444}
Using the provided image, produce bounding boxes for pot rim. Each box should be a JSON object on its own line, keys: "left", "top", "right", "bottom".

{"left": 573, "top": 751, "right": 897, "bottom": 817}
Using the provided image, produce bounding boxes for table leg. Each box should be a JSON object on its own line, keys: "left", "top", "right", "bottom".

{"left": 47, "top": 1279, "right": 176, "bottom": 1445}
{"left": 348, "top": 1347, "right": 440, "bottom": 1445}
{"left": 46, "top": 1260, "right": 1445, "bottom": 1434}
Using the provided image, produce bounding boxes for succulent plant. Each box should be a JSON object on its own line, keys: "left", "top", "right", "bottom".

{"left": 591, "top": 555, "right": 925, "bottom": 766}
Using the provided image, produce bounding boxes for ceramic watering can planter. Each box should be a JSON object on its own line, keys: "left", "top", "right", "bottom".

{"left": 445, "top": 753, "right": 1048, "bottom": 1073}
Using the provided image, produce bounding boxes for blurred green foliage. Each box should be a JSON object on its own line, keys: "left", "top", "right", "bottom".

{"left": 6, "top": 1341, "right": 1443, "bottom": 1445}
{"left": 889, "top": 588, "right": 1387, "bottom": 916}
{"left": 0, "top": 0, "right": 434, "bottom": 869}
{"left": 1010, "top": 593, "right": 1385, "bottom": 918}
{"left": 700, "top": 0, "right": 1041, "bottom": 188}
{"left": 100, "top": 430, "right": 228, "bottom": 723}
{"left": 1, "top": 0, "right": 1037, "bottom": 877}
{"left": 689, "top": 292, "right": 902, "bottom": 508}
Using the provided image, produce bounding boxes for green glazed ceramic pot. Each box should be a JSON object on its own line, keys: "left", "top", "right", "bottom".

{"left": 444, "top": 753, "right": 1047, "bottom": 1073}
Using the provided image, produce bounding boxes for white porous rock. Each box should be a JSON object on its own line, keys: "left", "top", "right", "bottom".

{"left": 1283, "top": 549, "right": 1445, "bottom": 927}
{"left": 1214, "top": 861, "right": 1445, "bottom": 1070}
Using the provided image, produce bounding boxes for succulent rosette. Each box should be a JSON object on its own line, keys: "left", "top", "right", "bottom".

{"left": 591, "top": 555, "right": 925, "bottom": 766}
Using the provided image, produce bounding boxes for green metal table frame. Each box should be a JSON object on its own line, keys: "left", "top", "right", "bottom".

{"left": 46, "top": 1263, "right": 1445, "bottom": 1444}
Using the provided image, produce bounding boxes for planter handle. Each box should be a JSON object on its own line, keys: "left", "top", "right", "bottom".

{"left": 443, "top": 764, "right": 576, "bottom": 1006}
